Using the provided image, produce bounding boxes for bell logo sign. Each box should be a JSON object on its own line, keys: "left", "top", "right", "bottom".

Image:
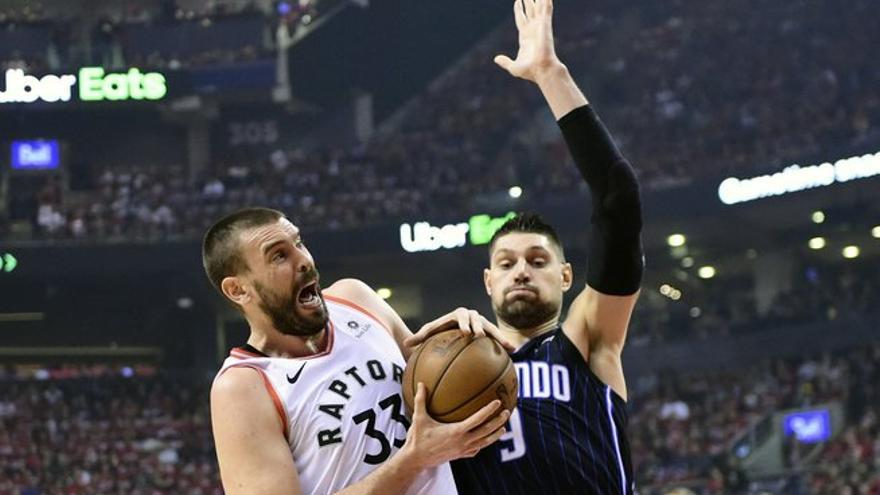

{"left": 0, "top": 67, "right": 167, "bottom": 104}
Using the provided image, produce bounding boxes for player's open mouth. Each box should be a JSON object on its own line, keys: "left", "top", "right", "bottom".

{"left": 297, "top": 282, "right": 322, "bottom": 309}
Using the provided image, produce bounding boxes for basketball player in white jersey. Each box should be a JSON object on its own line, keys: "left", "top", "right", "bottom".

{"left": 202, "top": 207, "right": 511, "bottom": 495}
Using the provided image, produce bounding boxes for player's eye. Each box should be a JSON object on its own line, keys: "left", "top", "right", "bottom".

{"left": 532, "top": 258, "right": 546, "bottom": 267}
{"left": 295, "top": 238, "right": 304, "bottom": 248}
{"left": 272, "top": 251, "right": 286, "bottom": 262}
{"left": 498, "top": 260, "right": 512, "bottom": 269}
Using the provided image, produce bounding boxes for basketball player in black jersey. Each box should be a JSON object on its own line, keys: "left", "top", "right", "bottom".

{"left": 406, "top": 0, "right": 643, "bottom": 493}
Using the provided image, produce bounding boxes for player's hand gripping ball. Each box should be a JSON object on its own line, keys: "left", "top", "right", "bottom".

{"left": 403, "top": 329, "right": 518, "bottom": 422}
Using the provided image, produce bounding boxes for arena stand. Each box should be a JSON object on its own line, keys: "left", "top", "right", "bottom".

{"left": 12, "top": 0, "right": 880, "bottom": 241}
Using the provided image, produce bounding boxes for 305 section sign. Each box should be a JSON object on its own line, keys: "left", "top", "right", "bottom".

{"left": 0, "top": 67, "right": 167, "bottom": 104}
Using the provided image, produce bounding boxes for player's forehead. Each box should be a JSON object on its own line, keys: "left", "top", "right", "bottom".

{"left": 491, "top": 232, "right": 556, "bottom": 257}
{"left": 239, "top": 218, "right": 300, "bottom": 255}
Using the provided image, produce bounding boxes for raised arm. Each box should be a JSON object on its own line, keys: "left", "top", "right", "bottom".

{"left": 495, "top": 0, "right": 644, "bottom": 400}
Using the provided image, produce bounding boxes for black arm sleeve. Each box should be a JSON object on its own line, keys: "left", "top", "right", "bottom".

{"left": 558, "top": 105, "right": 644, "bottom": 296}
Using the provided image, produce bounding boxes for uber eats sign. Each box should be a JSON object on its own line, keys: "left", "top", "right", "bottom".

{"left": 0, "top": 67, "right": 167, "bottom": 104}
{"left": 400, "top": 212, "right": 516, "bottom": 253}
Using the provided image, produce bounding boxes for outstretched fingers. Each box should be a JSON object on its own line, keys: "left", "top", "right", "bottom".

{"left": 458, "top": 399, "right": 503, "bottom": 431}
{"left": 513, "top": 0, "right": 526, "bottom": 29}
{"left": 464, "top": 409, "right": 510, "bottom": 450}
{"left": 523, "top": 0, "right": 536, "bottom": 20}
{"left": 539, "top": 0, "right": 552, "bottom": 16}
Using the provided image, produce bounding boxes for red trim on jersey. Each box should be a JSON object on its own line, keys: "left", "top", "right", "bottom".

{"left": 323, "top": 294, "right": 392, "bottom": 335}
{"left": 227, "top": 321, "right": 336, "bottom": 361}
{"left": 219, "top": 364, "right": 289, "bottom": 439}
{"left": 230, "top": 348, "right": 263, "bottom": 359}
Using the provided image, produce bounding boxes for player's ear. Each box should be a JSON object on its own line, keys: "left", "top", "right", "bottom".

{"left": 483, "top": 267, "right": 493, "bottom": 296}
{"left": 561, "top": 262, "right": 573, "bottom": 292}
{"left": 221, "top": 276, "right": 250, "bottom": 306}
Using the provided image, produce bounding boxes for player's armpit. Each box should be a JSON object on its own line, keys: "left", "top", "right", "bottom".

{"left": 324, "top": 278, "right": 416, "bottom": 359}
{"left": 211, "top": 367, "right": 302, "bottom": 495}
{"left": 562, "top": 285, "right": 639, "bottom": 400}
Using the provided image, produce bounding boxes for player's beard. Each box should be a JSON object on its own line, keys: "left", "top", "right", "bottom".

{"left": 494, "top": 288, "right": 559, "bottom": 330}
{"left": 254, "top": 271, "right": 328, "bottom": 337}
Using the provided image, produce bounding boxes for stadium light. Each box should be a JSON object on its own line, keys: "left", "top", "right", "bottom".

{"left": 872, "top": 226, "right": 880, "bottom": 238}
{"left": 508, "top": 186, "right": 523, "bottom": 199}
{"left": 681, "top": 256, "right": 694, "bottom": 268}
{"left": 659, "top": 284, "right": 671, "bottom": 296}
{"left": 698, "top": 266, "right": 716, "bottom": 279}
{"left": 811, "top": 210, "right": 825, "bottom": 224}
{"left": 377, "top": 287, "right": 393, "bottom": 299}
{"left": 670, "top": 290, "right": 682, "bottom": 301}
{"left": 667, "top": 234, "right": 686, "bottom": 247}
{"left": 689, "top": 307, "right": 701, "bottom": 318}
{"left": 842, "top": 246, "right": 860, "bottom": 259}
{"left": 808, "top": 237, "right": 826, "bottom": 250}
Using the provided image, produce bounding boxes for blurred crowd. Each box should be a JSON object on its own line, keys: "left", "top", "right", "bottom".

{"left": 2, "top": 343, "right": 875, "bottom": 494}
{"left": 0, "top": 0, "right": 299, "bottom": 73}
{"left": 537, "top": 0, "right": 880, "bottom": 193}
{"left": 629, "top": 257, "right": 880, "bottom": 346}
{"left": 633, "top": 344, "right": 880, "bottom": 495}
{"left": 0, "top": 366, "right": 220, "bottom": 495}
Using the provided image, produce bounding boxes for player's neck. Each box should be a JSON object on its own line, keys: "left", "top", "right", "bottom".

{"left": 247, "top": 327, "right": 328, "bottom": 358}
{"left": 496, "top": 318, "right": 559, "bottom": 348}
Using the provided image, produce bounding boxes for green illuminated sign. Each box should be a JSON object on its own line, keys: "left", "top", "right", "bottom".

{"left": 468, "top": 212, "right": 517, "bottom": 245}
{"left": 78, "top": 67, "right": 167, "bottom": 101}
{"left": 0, "top": 67, "right": 168, "bottom": 104}
{"left": 0, "top": 253, "right": 17, "bottom": 273}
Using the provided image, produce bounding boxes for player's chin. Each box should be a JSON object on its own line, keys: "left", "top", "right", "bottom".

{"left": 502, "top": 298, "right": 540, "bottom": 314}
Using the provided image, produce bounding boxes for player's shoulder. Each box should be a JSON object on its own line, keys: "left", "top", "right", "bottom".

{"left": 324, "top": 278, "right": 376, "bottom": 301}
{"left": 211, "top": 366, "right": 271, "bottom": 411}
{"left": 323, "top": 278, "right": 396, "bottom": 332}
{"left": 324, "top": 278, "right": 384, "bottom": 317}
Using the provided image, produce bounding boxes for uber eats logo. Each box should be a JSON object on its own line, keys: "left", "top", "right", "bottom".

{"left": 400, "top": 212, "right": 516, "bottom": 253}
{"left": 0, "top": 67, "right": 167, "bottom": 104}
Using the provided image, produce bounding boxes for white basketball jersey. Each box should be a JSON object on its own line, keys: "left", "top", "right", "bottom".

{"left": 216, "top": 295, "right": 457, "bottom": 495}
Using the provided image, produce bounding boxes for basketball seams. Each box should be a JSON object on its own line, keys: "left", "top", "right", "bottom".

{"left": 405, "top": 330, "right": 516, "bottom": 423}
{"left": 434, "top": 351, "right": 516, "bottom": 421}
{"left": 423, "top": 334, "right": 470, "bottom": 415}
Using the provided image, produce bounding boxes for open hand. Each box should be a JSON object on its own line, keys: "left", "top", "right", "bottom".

{"left": 403, "top": 307, "right": 515, "bottom": 352}
{"left": 494, "top": 0, "right": 564, "bottom": 83}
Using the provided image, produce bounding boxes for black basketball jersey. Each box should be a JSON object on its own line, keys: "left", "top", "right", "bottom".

{"left": 451, "top": 326, "right": 634, "bottom": 495}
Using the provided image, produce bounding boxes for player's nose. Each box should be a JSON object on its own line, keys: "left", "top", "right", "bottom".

{"left": 513, "top": 259, "right": 531, "bottom": 283}
{"left": 295, "top": 254, "right": 313, "bottom": 274}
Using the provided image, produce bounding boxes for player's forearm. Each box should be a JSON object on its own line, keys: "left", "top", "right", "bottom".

{"left": 557, "top": 104, "right": 644, "bottom": 296}
{"left": 334, "top": 448, "right": 423, "bottom": 495}
{"left": 535, "top": 63, "right": 588, "bottom": 120}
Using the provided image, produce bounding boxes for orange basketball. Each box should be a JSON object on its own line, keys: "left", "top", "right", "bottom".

{"left": 402, "top": 329, "right": 517, "bottom": 423}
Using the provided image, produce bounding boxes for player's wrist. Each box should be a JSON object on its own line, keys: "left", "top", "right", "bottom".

{"left": 396, "top": 440, "right": 431, "bottom": 472}
{"left": 533, "top": 61, "right": 569, "bottom": 86}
